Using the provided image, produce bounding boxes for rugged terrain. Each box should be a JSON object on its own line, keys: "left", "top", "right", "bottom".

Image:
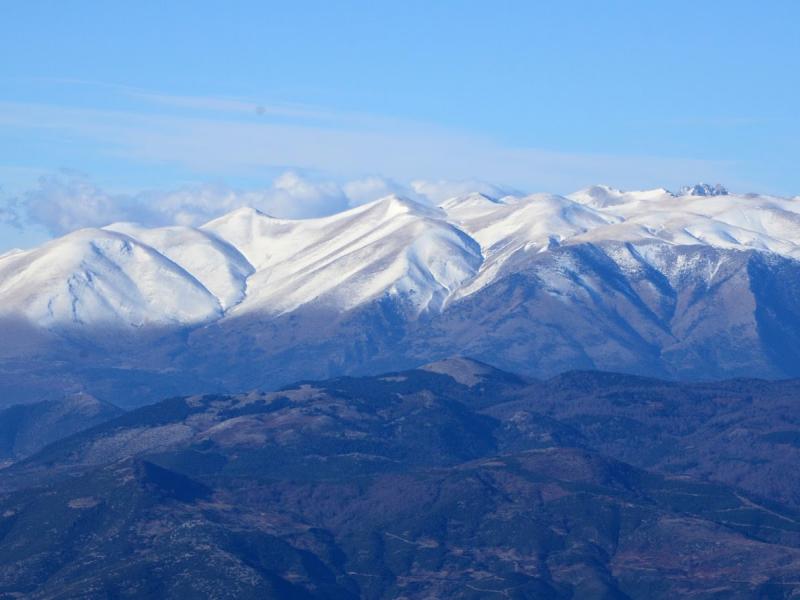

{"left": 4, "top": 185, "right": 800, "bottom": 406}
{"left": 2, "top": 360, "right": 800, "bottom": 598}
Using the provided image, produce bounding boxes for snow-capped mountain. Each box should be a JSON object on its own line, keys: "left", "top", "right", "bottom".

{"left": 202, "top": 196, "right": 481, "bottom": 316}
{"left": 0, "top": 228, "right": 224, "bottom": 328}
{"left": 2, "top": 183, "right": 800, "bottom": 405}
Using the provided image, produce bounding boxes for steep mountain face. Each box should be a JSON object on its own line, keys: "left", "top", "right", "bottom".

{"left": 0, "top": 228, "right": 224, "bottom": 331}
{"left": 105, "top": 222, "right": 254, "bottom": 310}
{"left": 3, "top": 185, "right": 800, "bottom": 405}
{"left": 203, "top": 197, "right": 482, "bottom": 316}
{"left": 425, "top": 243, "right": 800, "bottom": 379}
{"left": 4, "top": 362, "right": 800, "bottom": 598}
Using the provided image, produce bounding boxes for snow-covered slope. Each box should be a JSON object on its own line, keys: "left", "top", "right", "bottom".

{"left": 3, "top": 184, "right": 800, "bottom": 369}
{"left": 104, "top": 223, "right": 254, "bottom": 310}
{"left": 567, "top": 186, "right": 800, "bottom": 259}
{"left": 0, "top": 228, "right": 222, "bottom": 328}
{"left": 441, "top": 185, "right": 800, "bottom": 299}
{"left": 5, "top": 183, "right": 800, "bottom": 402}
{"left": 204, "top": 195, "right": 482, "bottom": 315}
{"left": 442, "top": 192, "right": 621, "bottom": 298}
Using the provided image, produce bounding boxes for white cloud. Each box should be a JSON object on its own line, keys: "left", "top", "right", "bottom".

{"left": 19, "top": 174, "right": 151, "bottom": 235}
{"left": 9, "top": 171, "right": 512, "bottom": 236}
{"left": 265, "top": 172, "right": 351, "bottom": 217}
{"left": 342, "top": 176, "right": 424, "bottom": 206}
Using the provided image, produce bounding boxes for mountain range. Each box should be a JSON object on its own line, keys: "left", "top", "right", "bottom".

{"left": 2, "top": 360, "right": 800, "bottom": 598}
{"left": 3, "top": 184, "right": 800, "bottom": 406}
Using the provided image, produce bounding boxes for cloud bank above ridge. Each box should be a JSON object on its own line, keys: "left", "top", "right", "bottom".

{"left": 0, "top": 85, "right": 762, "bottom": 248}
{"left": 2, "top": 170, "right": 517, "bottom": 237}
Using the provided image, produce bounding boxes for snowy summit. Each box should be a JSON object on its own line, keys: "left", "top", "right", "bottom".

{"left": 1, "top": 183, "right": 799, "bottom": 330}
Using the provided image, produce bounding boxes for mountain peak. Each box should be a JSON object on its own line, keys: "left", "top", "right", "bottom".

{"left": 5, "top": 182, "right": 800, "bottom": 391}
{"left": 679, "top": 183, "right": 728, "bottom": 197}
{"left": 211, "top": 206, "right": 273, "bottom": 224}
{"left": 440, "top": 192, "right": 502, "bottom": 206}
{"left": 368, "top": 194, "right": 442, "bottom": 220}
{"left": 439, "top": 192, "right": 507, "bottom": 221}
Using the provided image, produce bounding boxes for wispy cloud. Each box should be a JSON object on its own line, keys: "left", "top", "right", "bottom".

{"left": 0, "top": 90, "right": 735, "bottom": 193}
{"left": 0, "top": 85, "right": 745, "bottom": 245}
{"left": 6, "top": 170, "right": 444, "bottom": 235}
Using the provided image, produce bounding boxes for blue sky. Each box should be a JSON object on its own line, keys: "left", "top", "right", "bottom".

{"left": 1, "top": 1, "right": 799, "bottom": 249}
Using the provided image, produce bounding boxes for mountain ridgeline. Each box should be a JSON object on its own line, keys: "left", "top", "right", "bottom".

{"left": 2, "top": 360, "right": 800, "bottom": 598}
{"left": 2, "top": 185, "right": 800, "bottom": 406}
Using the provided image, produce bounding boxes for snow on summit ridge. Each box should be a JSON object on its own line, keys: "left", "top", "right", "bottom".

{"left": 2, "top": 185, "right": 800, "bottom": 331}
